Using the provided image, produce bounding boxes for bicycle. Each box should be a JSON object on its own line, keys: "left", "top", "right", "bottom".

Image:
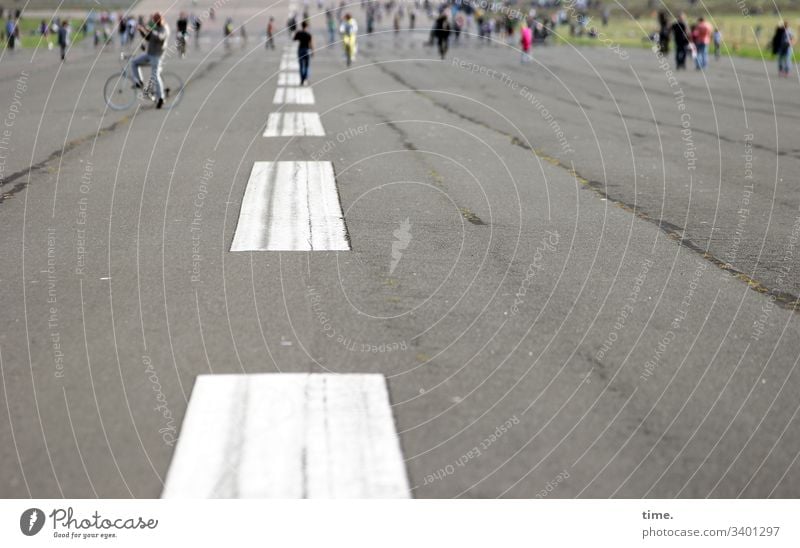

{"left": 103, "top": 53, "right": 185, "bottom": 111}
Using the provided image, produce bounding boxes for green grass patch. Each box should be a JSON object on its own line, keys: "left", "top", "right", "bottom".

{"left": 8, "top": 17, "right": 90, "bottom": 49}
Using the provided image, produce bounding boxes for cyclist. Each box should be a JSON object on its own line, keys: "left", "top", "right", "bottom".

{"left": 130, "top": 12, "right": 170, "bottom": 109}
{"left": 176, "top": 12, "right": 188, "bottom": 57}
{"left": 339, "top": 12, "right": 358, "bottom": 65}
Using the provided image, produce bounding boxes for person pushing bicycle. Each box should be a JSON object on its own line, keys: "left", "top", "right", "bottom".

{"left": 130, "top": 12, "right": 170, "bottom": 109}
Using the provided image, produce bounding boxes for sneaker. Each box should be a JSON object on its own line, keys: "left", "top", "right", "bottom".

{"left": 156, "top": 97, "right": 164, "bottom": 109}
{"left": 132, "top": 81, "right": 143, "bottom": 89}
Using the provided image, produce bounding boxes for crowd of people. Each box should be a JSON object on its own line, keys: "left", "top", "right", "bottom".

{"left": 657, "top": 10, "right": 795, "bottom": 75}
{"left": 659, "top": 13, "right": 719, "bottom": 70}
{"left": 2, "top": 2, "right": 797, "bottom": 78}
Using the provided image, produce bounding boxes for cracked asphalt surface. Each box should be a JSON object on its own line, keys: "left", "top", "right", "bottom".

{"left": 1, "top": 0, "right": 799, "bottom": 498}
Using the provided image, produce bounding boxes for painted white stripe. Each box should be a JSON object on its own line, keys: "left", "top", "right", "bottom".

{"left": 278, "top": 72, "right": 301, "bottom": 86}
{"left": 230, "top": 161, "right": 349, "bottom": 251}
{"left": 280, "top": 58, "right": 300, "bottom": 71}
{"left": 264, "top": 112, "right": 325, "bottom": 137}
{"left": 162, "top": 374, "right": 409, "bottom": 498}
{"left": 273, "top": 86, "right": 315, "bottom": 105}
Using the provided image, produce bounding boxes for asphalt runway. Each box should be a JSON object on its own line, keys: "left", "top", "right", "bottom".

{"left": 1, "top": 1, "right": 799, "bottom": 498}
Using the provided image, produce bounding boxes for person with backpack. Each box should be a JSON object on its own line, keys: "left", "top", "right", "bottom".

{"left": 772, "top": 21, "right": 795, "bottom": 77}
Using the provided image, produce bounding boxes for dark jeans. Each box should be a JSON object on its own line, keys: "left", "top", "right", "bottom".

{"left": 675, "top": 45, "right": 687, "bottom": 69}
{"left": 298, "top": 47, "right": 311, "bottom": 83}
{"left": 437, "top": 37, "right": 448, "bottom": 59}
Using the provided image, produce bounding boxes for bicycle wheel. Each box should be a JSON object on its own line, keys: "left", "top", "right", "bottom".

{"left": 103, "top": 72, "right": 136, "bottom": 111}
{"left": 159, "top": 71, "right": 185, "bottom": 110}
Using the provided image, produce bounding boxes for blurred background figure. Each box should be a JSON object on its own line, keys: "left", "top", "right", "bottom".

{"left": 432, "top": 11, "right": 451, "bottom": 60}
{"left": 267, "top": 16, "right": 275, "bottom": 50}
{"left": 176, "top": 12, "right": 189, "bottom": 57}
{"left": 772, "top": 21, "right": 795, "bottom": 77}
{"left": 520, "top": 21, "right": 532, "bottom": 63}
{"left": 57, "top": 19, "right": 70, "bottom": 61}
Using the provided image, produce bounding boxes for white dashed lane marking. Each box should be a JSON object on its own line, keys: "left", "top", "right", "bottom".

{"left": 278, "top": 72, "right": 301, "bottom": 86}
{"left": 230, "top": 161, "right": 349, "bottom": 251}
{"left": 161, "top": 374, "right": 409, "bottom": 498}
{"left": 280, "top": 58, "right": 300, "bottom": 71}
{"left": 273, "top": 86, "right": 315, "bottom": 105}
{"left": 264, "top": 112, "right": 325, "bottom": 137}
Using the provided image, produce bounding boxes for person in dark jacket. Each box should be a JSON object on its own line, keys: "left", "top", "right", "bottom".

{"left": 772, "top": 21, "right": 795, "bottom": 77}
{"left": 57, "top": 19, "right": 70, "bottom": 60}
{"left": 432, "top": 13, "right": 451, "bottom": 60}
{"left": 671, "top": 13, "right": 690, "bottom": 69}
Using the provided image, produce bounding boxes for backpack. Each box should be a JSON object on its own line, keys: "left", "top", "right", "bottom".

{"left": 772, "top": 27, "right": 787, "bottom": 55}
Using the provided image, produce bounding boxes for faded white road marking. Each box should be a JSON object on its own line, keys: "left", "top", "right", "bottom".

{"left": 264, "top": 112, "right": 325, "bottom": 137}
{"left": 278, "top": 72, "right": 301, "bottom": 86}
{"left": 162, "top": 374, "right": 409, "bottom": 498}
{"left": 230, "top": 161, "right": 349, "bottom": 251}
{"left": 273, "top": 86, "right": 315, "bottom": 105}
{"left": 280, "top": 58, "right": 300, "bottom": 71}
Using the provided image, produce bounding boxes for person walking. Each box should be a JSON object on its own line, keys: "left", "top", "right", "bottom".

{"left": 5, "top": 15, "right": 18, "bottom": 50}
{"left": 339, "top": 12, "right": 357, "bottom": 65}
{"left": 772, "top": 21, "right": 795, "bottom": 77}
{"left": 671, "top": 13, "right": 690, "bottom": 70}
{"left": 693, "top": 16, "right": 713, "bottom": 70}
{"left": 118, "top": 13, "right": 127, "bottom": 46}
{"left": 325, "top": 10, "right": 335, "bottom": 44}
{"left": 712, "top": 27, "right": 722, "bottom": 60}
{"left": 176, "top": 12, "right": 188, "bottom": 57}
{"left": 57, "top": 19, "right": 70, "bottom": 60}
{"left": 520, "top": 21, "right": 532, "bottom": 63}
{"left": 432, "top": 12, "right": 451, "bottom": 60}
{"left": 293, "top": 20, "right": 313, "bottom": 86}
{"left": 266, "top": 16, "right": 275, "bottom": 49}
{"left": 130, "top": 12, "right": 170, "bottom": 109}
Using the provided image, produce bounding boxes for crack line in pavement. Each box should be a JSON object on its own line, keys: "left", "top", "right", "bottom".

{"left": 0, "top": 115, "right": 131, "bottom": 204}
{"left": 0, "top": 50, "right": 233, "bottom": 206}
{"left": 372, "top": 61, "right": 800, "bottom": 312}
